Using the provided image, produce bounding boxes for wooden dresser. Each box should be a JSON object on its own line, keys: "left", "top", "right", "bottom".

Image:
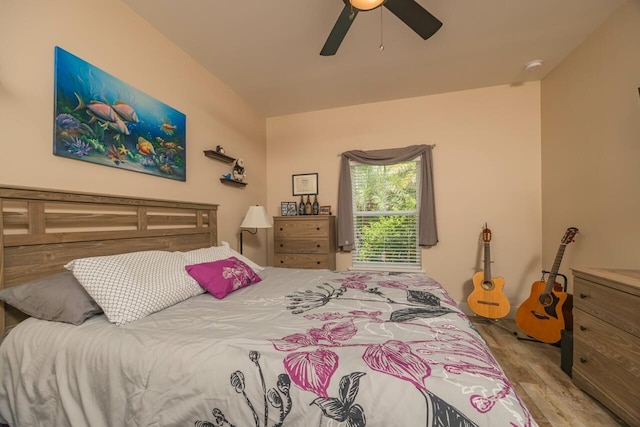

{"left": 571, "top": 268, "right": 640, "bottom": 426}
{"left": 273, "top": 216, "right": 336, "bottom": 270}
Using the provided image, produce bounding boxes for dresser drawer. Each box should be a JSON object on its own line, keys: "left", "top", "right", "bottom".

{"left": 273, "top": 216, "right": 336, "bottom": 270}
{"left": 571, "top": 268, "right": 640, "bottom": 426}
{"left": 573, "top": 333, "right": 640, "bottom": 425}
{"left": 274, "top": 238, "right": 329, "bottom": 254}
{"left": 274, "top": 219, "right": 330, "bottom": 238}
{"left": 573, "top": 309, "right": 640, "bottom": 378}
{"left": 274, "top": 254, "right": 331, "bottom": 269}
{"left": 574, "top": 277, "right": 640, "bottom": 335}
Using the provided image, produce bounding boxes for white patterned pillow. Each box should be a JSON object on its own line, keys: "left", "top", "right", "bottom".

{"left": 179, "top": 245, "right": 232, "bottom": 264}
{"left": 180, "top": 242, "right": 264, "bottom": 272}
{"left": 65, "top": 250, "right": 204, "bottom": 326}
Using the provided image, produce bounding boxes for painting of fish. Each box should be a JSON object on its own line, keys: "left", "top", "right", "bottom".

{"left": 53, "top": 46, "right": 186, "bottom": 181}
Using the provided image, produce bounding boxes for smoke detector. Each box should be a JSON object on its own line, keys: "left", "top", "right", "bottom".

{"left": 524, "top": 60, "right": 543, "bottom": 72}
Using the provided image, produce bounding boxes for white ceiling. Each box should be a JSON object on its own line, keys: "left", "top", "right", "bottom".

{"left": 121, "top": 0, "right": 623, "bottom": 118}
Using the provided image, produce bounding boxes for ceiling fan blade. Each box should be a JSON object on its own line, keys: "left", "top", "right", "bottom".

{"left": 320, "top": 5, "right": 358, "bottom": 56}
{"left": 383, "top": 0, "right": 442, "bottom": 40}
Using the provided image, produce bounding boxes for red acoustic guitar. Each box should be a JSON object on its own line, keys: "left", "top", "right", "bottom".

{"left": 467, "top": 225, "right": 510, "bottom": 319}
{"left": 516, "top": 227, "right": 578, "bottom": 343}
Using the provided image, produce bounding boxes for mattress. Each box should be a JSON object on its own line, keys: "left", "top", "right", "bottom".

{"left": 0, "top": 267, "right": 536, "bottom": 426}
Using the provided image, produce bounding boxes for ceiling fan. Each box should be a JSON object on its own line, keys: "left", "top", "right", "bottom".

{"left": 320, "top": 0, "right": 442, "bottom": 56}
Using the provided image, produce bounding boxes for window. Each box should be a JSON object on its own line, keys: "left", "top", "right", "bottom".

{"left": 350, "top": 159, "right": 420, "bottom": 270}
{"left": 336, "top": 145, "right": 437, "bottom": 264}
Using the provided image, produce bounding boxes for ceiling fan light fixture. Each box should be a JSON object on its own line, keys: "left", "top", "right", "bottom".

{"left": 321, "top": 0, "right": 441, "bottom": 56}
{"left": 349, "top": 0, "right": 385, "bottom": 11}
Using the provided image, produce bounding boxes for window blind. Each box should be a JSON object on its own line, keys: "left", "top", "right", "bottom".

{"left": 350, "top": 161, "right": 420, "bottom": 269}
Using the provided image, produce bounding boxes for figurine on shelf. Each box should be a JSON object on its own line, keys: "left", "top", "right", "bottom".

{"left": 215, "top": 145, "right": 225, "bottom": 154}
{"left": 232, "top": 158, "right": 246, "bottom": 182}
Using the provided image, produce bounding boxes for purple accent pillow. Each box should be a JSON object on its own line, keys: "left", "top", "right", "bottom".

{"left": 185, "top": 257, "right": 262, "bottom": 299}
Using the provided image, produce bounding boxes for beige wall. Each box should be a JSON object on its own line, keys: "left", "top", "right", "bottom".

{"left": 5, "top": 0, "right": 634, "bottom": 308}
{"left": 541, "top": 0, "right": 640, "bottom": 288}
{"left": 267, "top": 83, "right": 543, "bottom": 306}
{"left": 0, "top": 0, "right": 269, "bottom": 264}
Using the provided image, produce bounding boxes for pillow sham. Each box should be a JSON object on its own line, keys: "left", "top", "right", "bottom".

{"left": 185, "top": 257, "right": 262, "bottom": 299}
{"left": 65, "top": 250, "right": 203, "bottom": 326}
{"left": 180, "top": 242, "right": 264, "bottom": 272}
{"left": 0, "top": 271, "right": 102, "bottom": 325}
{"left": 222, "top": 242, "right": 265, "bottom": 272}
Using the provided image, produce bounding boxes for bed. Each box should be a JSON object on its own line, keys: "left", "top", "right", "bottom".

{"left": 0, "top": 186, "right": 537, "bottom": 427}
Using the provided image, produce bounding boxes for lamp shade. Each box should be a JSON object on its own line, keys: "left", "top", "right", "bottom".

{"left": 240, "top": 205, "right": 272, "bottom": 229}
{"left": 350, "top": 0, "right": 385, "bottom": 11}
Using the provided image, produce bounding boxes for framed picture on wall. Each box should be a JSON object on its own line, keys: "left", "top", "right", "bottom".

{"left": 292, "top": 173, "right": 318, "bottom": 195}
{"left": 53, "top": 46, "right": 187, "bottom": 181}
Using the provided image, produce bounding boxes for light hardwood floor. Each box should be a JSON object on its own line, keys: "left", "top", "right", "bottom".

{"left": 471, "top": 317, "right": 628, "bottom": 427}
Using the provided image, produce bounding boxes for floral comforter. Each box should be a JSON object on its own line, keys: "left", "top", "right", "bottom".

{"left": 0, "top": 268, "right": 536, "bottom": 427}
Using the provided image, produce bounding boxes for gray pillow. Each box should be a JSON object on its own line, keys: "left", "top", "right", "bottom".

{"left": 0, "top": 271, "right": 103, "bottom": 325}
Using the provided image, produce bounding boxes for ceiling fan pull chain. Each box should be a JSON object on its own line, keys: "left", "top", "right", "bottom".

{"left": 379, "top": 6, "right": 384, "bottom": 51}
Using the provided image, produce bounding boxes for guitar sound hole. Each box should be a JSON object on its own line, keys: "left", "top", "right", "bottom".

{"left": 538, "top": 293, "right": 553, "bottom": 306}
{"left": 481, "top": 280, "right": 494, "bottom": 291}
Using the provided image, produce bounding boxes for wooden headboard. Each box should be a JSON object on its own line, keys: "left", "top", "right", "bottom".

{"left": 0, "top": 185, "right": 218, "bottom": 335}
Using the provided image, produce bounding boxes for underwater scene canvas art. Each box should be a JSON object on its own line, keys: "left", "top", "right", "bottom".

{"left": 53, "top": 46, "right": 186, "bottom": 181}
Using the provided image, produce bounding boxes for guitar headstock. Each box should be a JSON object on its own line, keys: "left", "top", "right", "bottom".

{"left": 562, "top": 227, "right": 579, "bottom": 244}
{"left": 482, "top": 224, "right": 492, "bottom": 243}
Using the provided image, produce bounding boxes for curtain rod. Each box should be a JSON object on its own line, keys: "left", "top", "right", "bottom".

{"left": 337, "top": 144, "right": 436, "bottom": 157}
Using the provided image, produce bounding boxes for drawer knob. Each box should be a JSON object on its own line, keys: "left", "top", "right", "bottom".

{"left": 316, "top": 244, "right": 320, "bottom": 248}
{"left": 280, "top": 260, "right": 284, "bottom": 264}
{"left": 316, "top": 227, "right": 320, "bottom": 231}
{"left": 280, "top": 244, "right": 283, "bottom": 247}
{"left": 579, "top": 325, "right": 587, "bottom": 331}
{"left": 279, "top": 227, "right": 283, "bottom": 231}
{"left": 579, "top": 357, "right": 587, "bottom": 364}
{"left": 317, "top": 261, "right": 320, "bottom": 264}
{"left": 579, "top": 293, "right": 588, "bottom": 299}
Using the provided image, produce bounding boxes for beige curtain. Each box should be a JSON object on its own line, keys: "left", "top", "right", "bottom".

{"left": 337, "top": 144, "right": 437, "bottom": 251}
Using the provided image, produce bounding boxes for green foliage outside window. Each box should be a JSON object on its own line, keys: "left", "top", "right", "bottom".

{"left": 351, "top": 161, "right": 419, "bottom": 266}
{"left": 354, "top": 215, "right": 418, "bottom": 263}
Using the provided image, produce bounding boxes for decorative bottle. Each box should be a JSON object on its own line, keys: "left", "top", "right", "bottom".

{"left": 312, "top": 195, "right": 319, "bottom": 215}
{"left": 305, "top": 195, "right": 312, "bottom": 215}
{"left": 298, "top": 195, "right": 305, "bottom": 215}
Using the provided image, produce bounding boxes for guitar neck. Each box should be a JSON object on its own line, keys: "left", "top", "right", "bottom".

{"left": 483, "top": 242, "right": 491, "bottom": 279}
{"left": 545, "top": 244, "right": 567, "bottom": 292}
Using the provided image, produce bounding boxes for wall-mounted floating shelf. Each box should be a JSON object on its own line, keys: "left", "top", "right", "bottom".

{"left": 203, "top": 149, "right": 235, "bottom": 163}
{"left": 219, "top": 177, "right": 247, "bottom": 187}
{"left": 205, "top": 150, "right": 247, "bottom": 187}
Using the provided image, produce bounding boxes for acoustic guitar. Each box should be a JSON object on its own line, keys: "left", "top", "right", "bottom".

{"left": 516, "top": 227, "right": 578, "bottom": 343}
{"left": 467, "top": 225, "right": 510, "bottom": 319}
